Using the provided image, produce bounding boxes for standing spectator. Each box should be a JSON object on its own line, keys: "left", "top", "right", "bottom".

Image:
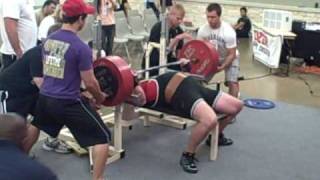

{"left": 142, "top": 4, "right": 192, "bottom": 76}
{"left": 25, "top": 0, "right": 111, "bottom": 179}
{"left": 38, "top": 7, "right": 62, "bottom": 43}
{"left": 0, "top": 39, "right": 71, "bottom": 154}
{"left": 197, "top": 3, "right": 240, "bottom": 98}
{"left": 0, "top": 0, "right": 37, "bottom": 71}
{"left": 233, "top": 6, "right": 252, "bottom": 38}
{"left": 0, "top": 113, "right": 57, "bottom": 180}
{"left": 97, "top": 0, "right": 117, "bottom": 56}
{"left": 146, "top": 0, "right": 160, "bottom": 19}
{"left": 35, "top": 0, "right": 57, "bottom": 27}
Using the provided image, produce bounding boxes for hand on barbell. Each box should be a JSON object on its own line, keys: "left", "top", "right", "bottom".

{"left": 96, "top": 92, "right": 109, "bottom": 106}
{"left": 126, "top": 86, "right": 146, "bottom": 106}
{"left": 176, "top": 32, "right": 193, "bottom": 41}
{"left": 179, "top": 58, "right": 190, "bottom": 66}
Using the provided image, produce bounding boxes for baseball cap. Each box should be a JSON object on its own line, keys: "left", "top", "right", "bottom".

{"left": 62, "top": 0, "right": 95, "bottom": 17}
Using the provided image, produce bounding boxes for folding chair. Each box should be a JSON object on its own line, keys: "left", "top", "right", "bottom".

{"left": 78, "top": 15, "right": 95, "bottom": 43}
{"left": 0, "top": 33, "right": 2, "bottom": 47}
{"left": 114, "top": 17, "right": 144, "bottom": 62}
{"left": 127, "top": 9, "right": 140, "bottom": 17}
{"left": 143, "top": 9, "right": 159, "bottom": 33}
{"left": 115, "top": 11, "right": 126, "bottom": 19}
{"left": 127, "top": 15, "right": 149, "bottom": 39}
{"left": 0, "top": 91, "right": 8, "bottom": 114}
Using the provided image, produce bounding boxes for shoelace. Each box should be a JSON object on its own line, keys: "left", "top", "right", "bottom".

{"left": 186, "top": 154, "right": 199, "bottom": 166}
{"left": 48, "top": 138, "right": 70, "bottom": 150}
{"left": 57, "top": 140, "right": 71, "bottom": 150}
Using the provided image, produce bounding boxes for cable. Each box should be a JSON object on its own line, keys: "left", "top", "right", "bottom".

{"left": 208, "top": 72, "right": 274, "bottom": 85}
{"left": 237, "top": 73, "right": 274, "bottom": 82}
{"left": 297, "top": 75, "right": 320, "bottom": 97}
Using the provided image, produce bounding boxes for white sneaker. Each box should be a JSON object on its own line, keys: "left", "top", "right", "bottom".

{"left": 42, "top": 137, "right": 72, "bottom": 154}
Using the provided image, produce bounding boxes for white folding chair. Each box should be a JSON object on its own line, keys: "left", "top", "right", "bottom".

{"left": 127, "top": 15, "right": 149, "bottom": 40}
{"left": 114, "top": 17, "right": 144, "bottom": 61}
{"left": 143, "top": 9, "right": 159, "bottom": 33}
{"left": 115, "top": 11, "right": 126, "bottom": 19}
{"left": 0, "top": 91, "right": 8, "bottom": 114}
{"left": 0, "top": 33, "right": 2, "bottom": 47}
{"left": 78, "top": 15, "right": 95, "bottom": 43}
{"left": 127, "top": 9, "right": 140, "bottom": 17}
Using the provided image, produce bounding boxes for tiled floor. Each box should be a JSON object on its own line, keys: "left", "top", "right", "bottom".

{"left": 236, "top": 38, "right": 320, "bottom": 108}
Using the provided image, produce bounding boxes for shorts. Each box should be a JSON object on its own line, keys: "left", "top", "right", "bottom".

{"left": 32, "top": 95, "right": 111, "bottom": 148}
{"left": 153, "top": 72, "right": 222, "bottom": 119}
{"left": 222, "top": 56, "right": 240, "bottom": 83}
{"left": 3, "top": 91, "right": 38, "bottom": 118}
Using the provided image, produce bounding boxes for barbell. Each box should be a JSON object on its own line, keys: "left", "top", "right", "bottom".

{"left": 93, "top": 40, "right": 219, "bottom": 106}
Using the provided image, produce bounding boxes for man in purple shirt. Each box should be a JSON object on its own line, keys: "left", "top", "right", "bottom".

{"left": 24, "top": 0, "right": 110, "bottom": 179}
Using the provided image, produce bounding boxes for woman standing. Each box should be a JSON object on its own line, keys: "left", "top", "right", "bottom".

{"left": 97, "top": 0, "right": 117, "bottom": 55}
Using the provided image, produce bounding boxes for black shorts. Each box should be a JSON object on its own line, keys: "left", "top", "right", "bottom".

{"left": 152, "top": 72, "right": 221, "bottom": 119}
{"left": 32, "top": 95, "right": 111, "bottom": 148}
{"left": 4, "top": 91, "right": 38, "bottom": 118}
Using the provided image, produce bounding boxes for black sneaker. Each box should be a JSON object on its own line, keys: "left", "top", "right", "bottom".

{"left": 179, "top": 152, "right": 198, "bottom": 174}
{"left": 206, "top": 133, "right": 233, "bottom": 146}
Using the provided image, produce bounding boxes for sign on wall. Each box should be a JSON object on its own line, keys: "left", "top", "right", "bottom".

{"left": 252, "top": 26, "right": 283, "bottom": 69}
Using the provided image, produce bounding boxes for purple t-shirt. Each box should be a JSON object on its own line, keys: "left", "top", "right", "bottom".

{"left": 40, "top": 29, "right": 92, "bottom": 99}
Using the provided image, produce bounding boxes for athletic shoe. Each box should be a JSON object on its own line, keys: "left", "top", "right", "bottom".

{"left": 42, "top": 137, "right": 72, "bottom": 154}
{"left": 179, "top": 152, "right": 198, "bottom": 174}
{"left": 206, "top": 133, "right": 233, "bottom": 146}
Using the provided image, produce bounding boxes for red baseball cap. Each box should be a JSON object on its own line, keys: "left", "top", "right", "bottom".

{"left": 62, "top": 0, "right": 95, "bottom": 17}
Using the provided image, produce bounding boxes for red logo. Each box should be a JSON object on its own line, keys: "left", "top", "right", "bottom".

{"left": 254, "top": 31, "right": 268, "bottom": 46}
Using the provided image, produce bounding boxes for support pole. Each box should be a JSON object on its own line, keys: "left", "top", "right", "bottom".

{"left": 159, "top": 0, "right": 168, "bottom": 75}
{"left": 93, "top": 0, "right": 102, "bottom": 58}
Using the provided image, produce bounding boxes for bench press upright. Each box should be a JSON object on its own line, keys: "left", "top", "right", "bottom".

{"left": 142, "top": 40, "right": 188, "bottom": 129}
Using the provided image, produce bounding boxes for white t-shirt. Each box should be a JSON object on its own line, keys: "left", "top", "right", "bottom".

{"left": 197, "top": 21, "right": 239, "bottom": 63}
{"left": 38, "top": 15, "right": 55, "bottom": 41}
{"left": 0, "top": 0, "right": 37, "bottom": 55}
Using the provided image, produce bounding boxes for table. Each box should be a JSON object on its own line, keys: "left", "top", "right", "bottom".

{"left": 252, "top": 23, "right": 296, "bottom": 75}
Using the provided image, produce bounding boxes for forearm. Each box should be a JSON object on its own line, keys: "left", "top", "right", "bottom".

{"left": 167, "top": 37, "right": 179, "bottom": 51}
{"left": 110, "top": 0, "right": 117, "bottom": 9}
{"left": 85, "top": 79, "right": 104, "bottom": 103}
{"left": 4, "top": 18, "right": 22, "bottom": 56}
{"left": 222, "top": 53, "right": 236, "bottom": 68}
{"left": 33, "top": 77, "right": 43, "bottom": 89}
{"left": 125, "top": 86, "right": 146, "bottom": 106}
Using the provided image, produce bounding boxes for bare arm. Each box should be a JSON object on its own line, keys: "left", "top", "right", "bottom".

{"left": 167, "top": 33, "right": 193, "bottom": 51}
{"left": 234, "top": 22, "right": 245, "bottom": 30}
{"left": 32, "top": 77, "right": 43, "bottom": 89}
{"left": 125, "top": 85, "right": 146, "bottom": 107}
{"left": 4, "top": 18, "right": 23, "bottom": 58}
{"left": 110, "top": 0, "right": 117, "bottom": 10}
{"left": 218, "top": 47, "right": 236, "bottom": 71}
{"left": 81, "top": 69, "right": 106, "bottom": 105}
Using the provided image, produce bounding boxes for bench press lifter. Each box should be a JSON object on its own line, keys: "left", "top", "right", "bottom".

{"left": 126, "top": 71, "right": 243, "bottom": 174}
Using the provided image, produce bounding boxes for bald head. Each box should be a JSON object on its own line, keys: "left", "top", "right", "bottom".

{"left": 0, "top": 113, "right": 27, "bottom": 145}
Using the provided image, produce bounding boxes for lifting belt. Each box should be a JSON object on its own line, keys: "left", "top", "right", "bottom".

{"left": 165, "top": 73, "right": 187, "bottom": 104}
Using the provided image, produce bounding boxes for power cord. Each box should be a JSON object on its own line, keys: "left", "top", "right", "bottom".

{"left": 237, "top": 73, "right": 274, "bottom": 82}
{"left": 208, "top": 72, "right": 274, "bottom": 85}
{"left": 297, "top": 75, "right": 320, "bottom": 97}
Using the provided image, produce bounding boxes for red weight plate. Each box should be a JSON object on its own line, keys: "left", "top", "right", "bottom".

{"left": 93, "top": 56, "right": 134, "bottom": 106}
{"left": 178, "top": 40, "right": 219, "bottom": 81}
